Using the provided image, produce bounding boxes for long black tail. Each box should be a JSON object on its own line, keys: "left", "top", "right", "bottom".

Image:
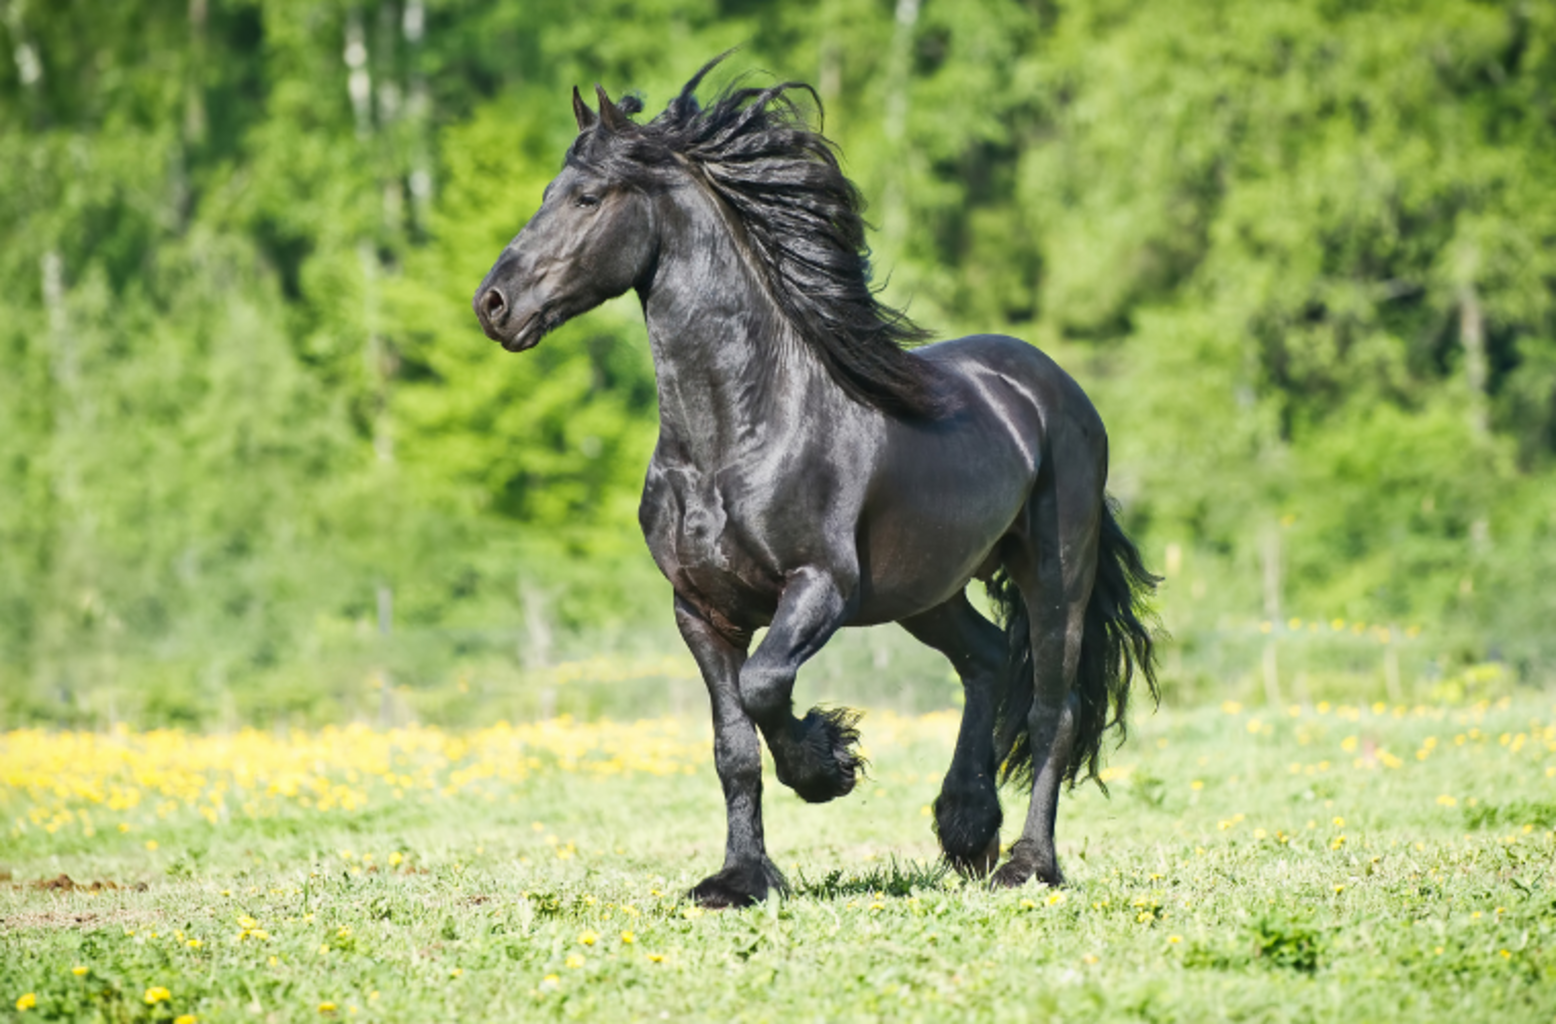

{"left": 990, "top": 496, "right": 1161, "bottom": 790}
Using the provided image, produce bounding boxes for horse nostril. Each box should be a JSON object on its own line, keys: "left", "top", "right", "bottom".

{"left": 481, "top": 288, "right": 508, "bottom": 321}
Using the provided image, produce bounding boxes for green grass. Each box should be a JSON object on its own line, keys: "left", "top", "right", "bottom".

{"left": 3, "top": 697, "right": 1555, "bottom": 1022}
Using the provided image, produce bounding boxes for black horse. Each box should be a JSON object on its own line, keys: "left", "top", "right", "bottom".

{"left": 474, "top": 58, "right": 1158, "bottom": 907}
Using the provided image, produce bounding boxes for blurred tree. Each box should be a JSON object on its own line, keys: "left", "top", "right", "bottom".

{"left": 0, "top": 0, "right": 1552, "bottom": 724}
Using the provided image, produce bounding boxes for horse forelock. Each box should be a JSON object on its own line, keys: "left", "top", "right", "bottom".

{"left": 571, "top": 58, "right": 944, "bottom": 420}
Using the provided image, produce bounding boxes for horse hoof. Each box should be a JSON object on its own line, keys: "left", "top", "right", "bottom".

{"left": 688, "top": 876, "right": 763, "bottom": 908}
{"left": 990, "top": 860, "right": 1033, "bottom": 889}
{"left": 933, "top": 782, "right": 1003, "bottom": 875}
{"left": 946, "top": 834, "right": 1001, "bottom": 878}
{"left": 989, "top": 839, "right": 1060, "bottom": 889}
{"left": 687, "top": 860, "right": 787, "bottom": 908}
{"left": 780, "top": 706, "right": 865, "bottom": 803}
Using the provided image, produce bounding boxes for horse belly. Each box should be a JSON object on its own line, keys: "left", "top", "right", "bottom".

{"left": 852, "top": 421, "right": 1036, "bottom": 624}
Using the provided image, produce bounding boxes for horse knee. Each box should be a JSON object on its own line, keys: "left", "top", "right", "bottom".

{"left": 739, "top": 663, "right": 793, "bottom": 722}
{"left": 713, "top": 729, "right": 762, "bottom": 786}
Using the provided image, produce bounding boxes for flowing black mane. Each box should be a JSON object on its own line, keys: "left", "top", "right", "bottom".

{"left": 569, "top": 58, "right": 942, "bottom": 419}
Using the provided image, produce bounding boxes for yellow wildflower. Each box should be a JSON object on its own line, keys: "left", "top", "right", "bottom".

{"left": 577, "top": 929, "right": 599, "bottom": 946}
{"left": 16, "top": 993, "right": 38, "bottom": 1011}
{"left": 144, "top": 987, "right": 172, "bottom": 1005}
{"left": 71, "top": 966, "right": 88, "bottom": 976}
{"left": 620, "top": 930, "right": 636, "bottom": 944}
{"left": 565, "top": 954, "right": 585, "bottom": 969}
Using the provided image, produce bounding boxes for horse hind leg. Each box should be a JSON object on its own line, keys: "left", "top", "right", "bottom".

{"left": 991, "top": 463, "right": 1102, "bottom": 889}
{"left": 899, "top": 593, "right": 1005, "bottom": 876}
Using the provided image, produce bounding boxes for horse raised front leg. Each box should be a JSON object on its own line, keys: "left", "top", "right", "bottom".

{"left": 674, "top": 597, "right": 786, "bottom": 907}
{"left": 740, "top": 565, "right": 864, "bottom": 804}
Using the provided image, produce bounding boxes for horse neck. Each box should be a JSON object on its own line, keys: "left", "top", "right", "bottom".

{"left": 640, "top": 184, "right": 843, "bottom": 465}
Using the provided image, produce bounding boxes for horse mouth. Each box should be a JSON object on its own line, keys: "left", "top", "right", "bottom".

{"left": 500, "top": 311, "right": 552, "bottom": 353}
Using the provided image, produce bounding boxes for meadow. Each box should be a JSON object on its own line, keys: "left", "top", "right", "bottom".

{"left": 3, "top": 694, "right": 1555, "bottom": 1023}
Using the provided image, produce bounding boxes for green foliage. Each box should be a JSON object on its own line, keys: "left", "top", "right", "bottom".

{"left": 0, "top": 0, "right": 1553, "bottom": 725}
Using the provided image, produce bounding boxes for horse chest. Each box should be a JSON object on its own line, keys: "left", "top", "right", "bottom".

{"left": 641, "top": 462, "right": 780, "bottom": 622}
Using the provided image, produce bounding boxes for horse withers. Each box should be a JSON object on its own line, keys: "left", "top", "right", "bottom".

{"left": 473, "top": 57, "right": 1159, "bottom": 908}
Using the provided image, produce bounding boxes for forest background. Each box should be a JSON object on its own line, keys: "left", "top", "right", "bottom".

{"left": 1, "top": 0, "right": 1553, "bottom": 728}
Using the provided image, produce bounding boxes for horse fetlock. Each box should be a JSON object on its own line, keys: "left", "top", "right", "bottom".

{"left": 775, "top": 706, "right": 864, "bottom": 804}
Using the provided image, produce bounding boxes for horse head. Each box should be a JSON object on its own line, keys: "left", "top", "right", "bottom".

{"left": 472, "top": 85, "right": 659, "bottom": 352}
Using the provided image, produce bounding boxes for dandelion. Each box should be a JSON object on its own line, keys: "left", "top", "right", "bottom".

{"left": 449, "top": 968, "right": 464, "bottom": 978}
{"left": 144, "top": 986, "right": 172, "bottom": 1005}
{"left": 1333, "top": 885, "right": 1345, "bottom": 894}
{"left": 1331, "top": 835, "right": 1346, "bottom": 850}
{"left": 1437, "top": 795, "right": 1458, "bottom": 807}
{"left": 577, "top": 929, "right": 599, "bottom": 946}
{"left": 175, "top": 1016, "right": 198, "bottom": 1024}
{"left": 682, "top": 907, "right": 704, "bottom": 919}
{"left": 1500, "top": 949, "right": 1512, "bottom": 959}
{"left": 16, "top": 993, "right": 37, "bottom": 1011}
{"left": 318, "top": 1002, "right": 338, "bottom": 1014}
{"left": 187, "top": 938, "right": 202, "bottom": 949}
{"left": 1167, "top": 935, "right": 1182, "bottom": 944}
{"left": 620, "top": 930, "right": 635, "bottom": 944}
{"left": 71, "top": 966, "right": 88, "bottom": 976}
{"left": 565, "top": 954, "right": 585, "bottom": 969}
{"left": 1190, "top": 780, "right": 1203, "bottom": 791}
{"left": 647, "top": 953, "right": 666, "bottom": 963}
{"left": 1047, "top": 892, "right": 1065, "bottom": 906}
{"left": 388, "top": 852, "right": 403, "bottom": 867}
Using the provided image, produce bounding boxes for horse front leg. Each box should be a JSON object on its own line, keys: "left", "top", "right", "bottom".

{"left": 675, "top": 596, "right": 786, "bottom": 907}
{"left": 740, "top": 565, "right": 865, "bottom": 804}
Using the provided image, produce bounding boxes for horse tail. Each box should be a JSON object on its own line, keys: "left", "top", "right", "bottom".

{"left": 991, "top": 496, "right": 1161, "bottom": 790}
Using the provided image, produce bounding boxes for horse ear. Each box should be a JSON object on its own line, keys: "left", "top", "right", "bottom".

{"left": 572, "top": 86, "right": 597, "bottom": 132}
{"left": 595, "top": 83, "right": 632, "bottom": 133}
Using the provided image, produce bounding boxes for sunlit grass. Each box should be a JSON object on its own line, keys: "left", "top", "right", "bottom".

{"left": 3, "top": 696, "right": 1554, "bottom": 1022}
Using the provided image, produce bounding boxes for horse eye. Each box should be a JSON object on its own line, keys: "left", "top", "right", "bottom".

{"left": 576, "top": 193, "right": 601, "bottom": 209}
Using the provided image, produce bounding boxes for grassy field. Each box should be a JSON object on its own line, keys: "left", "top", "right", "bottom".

{"left": 3, "top": 696, "right": 1555, "bottom": 1022}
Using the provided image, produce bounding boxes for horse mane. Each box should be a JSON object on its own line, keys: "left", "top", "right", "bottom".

{"left": 570, "top": 56, "right": 944, "bottom": 419}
